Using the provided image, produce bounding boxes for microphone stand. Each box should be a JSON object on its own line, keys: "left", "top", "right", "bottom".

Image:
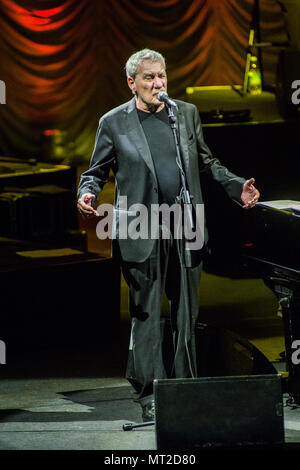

{"left": 166, "top": 103, "right": 194, "bottom": 266}
{"left": 123, "top": 420, "right": 155, "bottom": 431}
{"left": 166, "top": 104, "right": 194, "bottom": 225}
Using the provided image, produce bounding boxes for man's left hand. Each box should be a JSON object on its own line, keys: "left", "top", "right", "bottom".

{"left": 241, "top": 178, "right": 260, "bottom": 209}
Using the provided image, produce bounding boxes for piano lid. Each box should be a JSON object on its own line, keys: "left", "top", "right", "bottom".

{"left": 241, "top": 200, "right": 300, "bottom": 273}
{"left": 0, "top": 156, "right": 70, "bottom": 178}
{"left": 256, "top": 200, "right": 300, "bottom": 215}
{"left": 204, "top": 198, "right": 300, "bottom": 278}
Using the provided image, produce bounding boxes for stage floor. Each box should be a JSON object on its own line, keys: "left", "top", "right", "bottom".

{"left": 1, "top": 341, "right": 300, "bottom": 452}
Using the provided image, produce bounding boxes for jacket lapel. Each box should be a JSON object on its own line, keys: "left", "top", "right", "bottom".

{"left": 124, "top": 98, "right": 157, "bottom": 181}
{"left": 124, "top": 99, "right": 190, "bottom": 186}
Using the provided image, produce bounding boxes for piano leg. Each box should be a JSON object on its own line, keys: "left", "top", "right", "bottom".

{"left": 265, "top": 278, "right": 300, "bottom": 405}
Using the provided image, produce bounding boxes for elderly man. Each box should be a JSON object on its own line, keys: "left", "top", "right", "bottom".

{"left": 77, "top": 48, "right": 259, "bottom": 422}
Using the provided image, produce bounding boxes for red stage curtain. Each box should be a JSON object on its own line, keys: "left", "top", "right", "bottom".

{"left": 0, "top": 0, "right": 288, "bottom": 161}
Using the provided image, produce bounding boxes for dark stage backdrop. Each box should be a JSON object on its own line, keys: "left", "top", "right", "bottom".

{"left": 0, "top": 0, "right": 288, "bottom": 161}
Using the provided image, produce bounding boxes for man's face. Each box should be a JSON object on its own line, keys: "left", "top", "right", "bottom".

{"left": 127, "top": 59, "right": 167, "bottom": 112}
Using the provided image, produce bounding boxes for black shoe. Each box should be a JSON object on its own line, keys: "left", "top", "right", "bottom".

{"left": 141, "top": 399, "right": 155, "bottom": 422}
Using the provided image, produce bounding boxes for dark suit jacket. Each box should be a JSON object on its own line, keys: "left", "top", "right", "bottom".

{"left": 77, "top": 97, "right": 245, "bottom": 264}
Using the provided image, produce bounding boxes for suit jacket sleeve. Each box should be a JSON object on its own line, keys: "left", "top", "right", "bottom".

{"left": 77, "top": 117, "right": 116, "bottom": 200}
{"left": 193, "top": 105, "right": 246, "bottom": 204}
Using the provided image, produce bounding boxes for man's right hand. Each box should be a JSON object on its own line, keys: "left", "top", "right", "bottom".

{"left": 77, "top": 193, "right": 99, "bottom": 218}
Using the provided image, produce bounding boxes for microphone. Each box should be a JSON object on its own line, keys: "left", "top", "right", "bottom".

{"left": 157, "top": 91, "right": 177, "bottom": 108}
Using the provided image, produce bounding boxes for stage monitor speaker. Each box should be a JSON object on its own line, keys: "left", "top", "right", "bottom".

{"left": 154, "top": 374, "right": 284, "bottom": 449}
{"left": 276, "top": 48, "right": 300, "bottom": 118}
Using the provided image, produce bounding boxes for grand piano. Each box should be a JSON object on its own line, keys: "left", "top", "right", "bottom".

{"left": 203, "top": 190, "right": 300, "bottom": 405}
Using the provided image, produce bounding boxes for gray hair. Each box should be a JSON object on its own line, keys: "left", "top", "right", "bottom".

{"left": 125, "top": 48, "right": 166, "bottom": 79}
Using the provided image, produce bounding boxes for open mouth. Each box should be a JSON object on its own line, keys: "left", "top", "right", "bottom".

{"left": 153, "top": 90, "right": 165, "bottom": 97}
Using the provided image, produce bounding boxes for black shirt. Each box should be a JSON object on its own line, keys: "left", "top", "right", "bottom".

{"left": 137, "top": 107, "right": 181, "bottom": 205}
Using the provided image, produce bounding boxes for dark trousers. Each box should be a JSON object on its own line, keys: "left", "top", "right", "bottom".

{"left": 121, "top": 229, "right": 202, "bottom": 403}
